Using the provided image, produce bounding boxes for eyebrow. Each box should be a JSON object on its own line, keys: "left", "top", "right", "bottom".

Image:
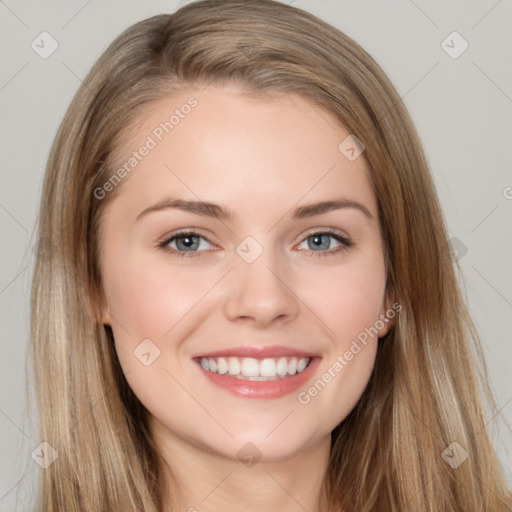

{"left": 136, "top": 197, "right": 374, "bottom": 222}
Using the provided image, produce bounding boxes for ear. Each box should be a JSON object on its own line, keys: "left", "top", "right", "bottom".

{"left": 377, "top": 289, "right": 397, "bottom": 338}
{"left": 101, "top": 306, "right": 112, "bottom": 326}
{"left": 377, "top": 307, "right": 391, "bottom": 338}
{"left": 90, "top": 288, "right": 112, "bottom": 326}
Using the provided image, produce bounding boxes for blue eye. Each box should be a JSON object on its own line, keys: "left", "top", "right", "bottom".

{"left": 159, "top": 229, "right": 352, "bottom": 258}
{"left": 297, "top": 230, "right": 352, "bottom": 257}
{"left": 159, "top": 231, "right": 214, "bottom": 257}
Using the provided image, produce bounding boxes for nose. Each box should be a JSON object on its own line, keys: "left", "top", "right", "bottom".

{"left": 223, "top": 249, "right": 300, "bottom": 328}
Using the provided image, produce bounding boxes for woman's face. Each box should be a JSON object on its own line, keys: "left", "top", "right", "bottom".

{"left": 99, "top": 85, "right": 390, "bottom": 462}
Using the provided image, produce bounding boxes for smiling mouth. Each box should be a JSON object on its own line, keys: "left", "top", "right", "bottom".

{"left": 194, "top": 355, "right": 312, "bottom": 381}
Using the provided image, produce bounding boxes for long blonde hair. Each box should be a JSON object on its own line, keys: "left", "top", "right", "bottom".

{"left": 30, "top": 1, "right": 511, "bottom": 510}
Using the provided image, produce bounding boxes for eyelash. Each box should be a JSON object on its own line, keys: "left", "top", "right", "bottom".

{"left": 158, "top": 229, "right": 353, "bottom": 259}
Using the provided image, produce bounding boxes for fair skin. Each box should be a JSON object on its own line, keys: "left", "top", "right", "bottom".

{"left": 99, "top": 85, "right": 390, "bottom": 512}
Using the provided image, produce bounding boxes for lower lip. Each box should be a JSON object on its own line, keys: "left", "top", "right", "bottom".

{"left": 195, "top": 357, "right": 321, "bottom": 399}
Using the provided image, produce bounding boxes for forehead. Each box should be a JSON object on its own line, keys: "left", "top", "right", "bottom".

{"left": 104, "top": 85, "right": 377, "bottom": 221}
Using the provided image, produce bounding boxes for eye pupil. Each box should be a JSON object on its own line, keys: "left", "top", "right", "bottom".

{"left": 177, "top": 235, "right": 199, "bottom": 250}
{"left": 309, "top": 234, "right": 330, "bottom": 250}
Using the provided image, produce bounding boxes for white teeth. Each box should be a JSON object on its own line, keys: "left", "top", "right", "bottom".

{"left": 216, "top": 357, "right": 229, "bottom": 375}
{"left": 297, "top": 358, "right": 308, "bottom": 372}
{"left": 241, "top": 357, "right": 259, "bottom": 377}
{"left": 228, "top": 357, "right": 241, "bottom": 375}
{"left": 259, "top": 358, "right": 276, "bottom": 377}
{"left": 276, "top": 357, "right": 288, "bottom": 376}
{"left": 198, "top": 356, "right": 311, "bottom": 379}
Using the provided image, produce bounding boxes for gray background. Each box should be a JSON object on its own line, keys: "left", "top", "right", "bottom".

{"left": 1, "top": 0, "right": 511, "bottom": 509}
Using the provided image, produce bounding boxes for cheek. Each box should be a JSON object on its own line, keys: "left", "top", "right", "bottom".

{"left": 101, "top": 250, "right": 229, "bottom": 395}
{"left": 299, "top": 256, "right": 386, "bottom": 346}
{"left": 292, "top": 254, "right": 385, "bottom": 418}
{"left": 102, "top": 257, "right": 219, "bottom": 411}
{"left": 103, "top": 254, "right": 219, "bottom": 340}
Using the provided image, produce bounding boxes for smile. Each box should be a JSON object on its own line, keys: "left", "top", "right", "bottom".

{"left": 197, "top": 356, "right": 312, "bottom": 380}
{"left": 194, "top": 355, "right": 321, "bottom": 399}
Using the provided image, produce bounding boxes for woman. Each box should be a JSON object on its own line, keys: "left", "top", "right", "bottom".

{"left": 30, "top": 0, "right": 511, "bottom": 510}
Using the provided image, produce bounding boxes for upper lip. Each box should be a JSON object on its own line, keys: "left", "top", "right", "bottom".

{"left": 193, "top": 345, "right": 320, "bottom": 360}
